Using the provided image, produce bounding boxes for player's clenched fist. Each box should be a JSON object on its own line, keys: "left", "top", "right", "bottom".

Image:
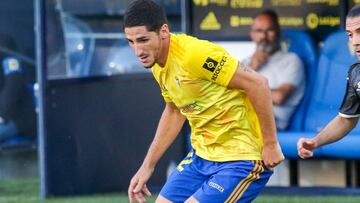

{"left": 297, "top": 138, "right": 317, "bottom": 159}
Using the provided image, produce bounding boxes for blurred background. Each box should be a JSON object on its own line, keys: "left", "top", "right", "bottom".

{"left": 1, "top": 0, "right": 360, "bottom": 202}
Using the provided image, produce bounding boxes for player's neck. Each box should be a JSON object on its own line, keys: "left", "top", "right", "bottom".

{"left": 157, "top": 35, "right": 171, "bottom": 67}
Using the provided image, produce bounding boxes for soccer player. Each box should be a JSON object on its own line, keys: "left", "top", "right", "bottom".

{"left": 124, "top": 0, "right": 284, "bottom": 202}
{"left": 298, "top": 5, "right": 360, "bottom": 159}
{"left": 0, "top": 33, "right": 36, "bottom": 143}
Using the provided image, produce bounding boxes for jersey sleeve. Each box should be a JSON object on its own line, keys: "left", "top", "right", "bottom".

{"left": 161, "top": 88, "right": 173, "bottom": 103}
{"left": 183, "top": 39, "right": 238, "bottom": 87}
{"left": 339, "top": 63, "right": 360, "bottom": 118}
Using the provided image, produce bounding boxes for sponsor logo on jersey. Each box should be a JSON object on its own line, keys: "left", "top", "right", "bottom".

{"left": 202, "top": 57, "right": 218, "bottom": 72}
{"left": 211, "top": 56, "right": 227, "bottom": 81}
{"left": 179, "top": 101, "right": 202, "bottom": 113}
{"left": 208, "top": 181, "right": 224, "bottom": 192}
{"left": 202, "top": 56, "right": 228, "bottom": 81}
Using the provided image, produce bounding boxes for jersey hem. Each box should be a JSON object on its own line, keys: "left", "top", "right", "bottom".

{"left": 195, "top": 151, "right": 262, "bottom": 162}
{"left": 223, "top": 59, "right": 239, "bottom": 87}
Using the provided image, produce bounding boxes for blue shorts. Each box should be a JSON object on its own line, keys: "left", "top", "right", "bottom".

{"left": 159, "top": 152, "right": 273, "bottom": 203}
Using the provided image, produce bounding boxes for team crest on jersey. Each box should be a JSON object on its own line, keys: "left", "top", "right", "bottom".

{"left": 357, "top": 81, "right": 360, "bottom": 92}
{"left": 202, "top": 57, "right": 218, "bottom": 72}
{"left": 2, "top": 57, "right": 22, "bottom": 75}
{"left": 175, "top": 76, "right": 181, "bottom": 87}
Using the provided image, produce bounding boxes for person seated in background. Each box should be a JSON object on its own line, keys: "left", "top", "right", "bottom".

{"left": 243, "top": 9, "right": 305, "bottom": 131}
{"left": 0, "top": 32, "right": 36, "bottom": 143}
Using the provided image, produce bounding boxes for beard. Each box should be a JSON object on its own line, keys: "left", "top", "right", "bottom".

{"left": 256, "top": 41, "right": 280, "bottom": 54}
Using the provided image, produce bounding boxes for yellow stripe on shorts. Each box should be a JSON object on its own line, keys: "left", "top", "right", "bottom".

{"left": 224, "top": 160, "right": 264, "bottom": 203}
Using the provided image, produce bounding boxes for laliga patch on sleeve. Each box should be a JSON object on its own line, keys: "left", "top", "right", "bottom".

{"left": 2, "top": 57, "right": 22, "bottom": 75}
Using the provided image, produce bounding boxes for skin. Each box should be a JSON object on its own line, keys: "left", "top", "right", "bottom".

{"left": 125, "top": 25, "right": 170, "bottom": 68}
{"left": 125, "top": 24, "right": 284, "bottom": 203}
{"left": 249, "top": 14, "right": 278, "bottom": 70}
{"left": 297, "top": 15, "right": 360, "bottom": 159}
{"left": 249, "top": 14, "right": 295, "bottom": 105}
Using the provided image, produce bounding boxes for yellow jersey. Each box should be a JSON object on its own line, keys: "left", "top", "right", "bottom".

{"left": 152, "top": 33, "right": 263, "bottom": 162}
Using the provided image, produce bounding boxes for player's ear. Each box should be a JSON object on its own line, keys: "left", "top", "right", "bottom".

{"left": 159, "top": 24, "right": 169, "bottom": 39}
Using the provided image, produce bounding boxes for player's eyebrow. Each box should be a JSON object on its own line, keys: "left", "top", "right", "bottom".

{"left": 136, "top": 36, "right": 149, "bottom": 41}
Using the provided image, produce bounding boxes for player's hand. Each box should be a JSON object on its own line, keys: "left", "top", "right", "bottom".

{"left": 297, "top": 138, "right": 317, "bottom": 159}
{"left": 128, "top": 165, "right": 154, "bottom": 203}
{"left": 262, "top": 142, "right": 284, "bottom": 170}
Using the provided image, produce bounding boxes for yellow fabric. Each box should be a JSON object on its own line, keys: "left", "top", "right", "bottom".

{"left": 152, "top": 33, "right": 263, "bottom": 162}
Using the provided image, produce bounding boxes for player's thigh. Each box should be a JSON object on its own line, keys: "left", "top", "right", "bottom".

{"left": 184, "top": 196, "right": 199, "bottom": 203}
{"left": 157, "top": 195, "right": 199, "bottom": 203}
{"left": 159, "top": 153, "right": 207, "bottom": 202}
{"left": 193, "top": 160, "right": 273, "bottom": 203}
{"left": 155, "top": 195, "right": 173, "bottom": 203}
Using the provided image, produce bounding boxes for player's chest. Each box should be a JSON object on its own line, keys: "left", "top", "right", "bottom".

{"left": 157, "top": 63, "right": 207, "bottom": 106}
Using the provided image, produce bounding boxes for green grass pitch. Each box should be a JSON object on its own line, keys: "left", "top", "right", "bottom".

{"left": 1, "top": 178, "right": 360, "bottom": 203}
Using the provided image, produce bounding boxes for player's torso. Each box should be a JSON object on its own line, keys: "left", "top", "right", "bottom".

{"left": 152, "top": 34, "right": 263, "bottom": 161}
{"left": 350, "top": 63, "right": 360, "bottom": 97}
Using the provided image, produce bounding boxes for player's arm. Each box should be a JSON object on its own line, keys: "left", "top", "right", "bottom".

{"left": 309, "top": 116, "right": 358, "bottom": 147}
{"left": 298, "top": 116, "right": 358, "bottom": 159}
{"left": 298, "top": 64, "right": 360, "bottom": 159}
{"left": 228, "top": 62, "right": 284, "bottom": 169}
{"left": 128, "top": 102, "right": 186, "bottom": 203}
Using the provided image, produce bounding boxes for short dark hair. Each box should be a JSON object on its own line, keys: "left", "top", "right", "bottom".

{"left": 123, "top": 0, "right": 168, "bottom": 32}
{"left": 254, "top": 9, "right": 281, "bottom": 38}
{"left": 347, "top": 5, "right": 360, "bottom": 18}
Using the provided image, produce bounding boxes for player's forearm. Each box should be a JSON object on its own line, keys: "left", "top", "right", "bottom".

{"left": 248, "top": 77, "right": 278, "bottom": 145}
{"left": 313, "top": 116, "right": 358, "bottom": 148}
{"left": 228, "top": 65, "right": 277, "bottom": 145}
{"left": 142, "top": 104, "right": 186, "bottom": 169}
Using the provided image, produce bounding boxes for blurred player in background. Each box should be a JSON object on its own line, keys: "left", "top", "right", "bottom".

{"left": 124, "top": 0, "right": 284, "bottom": 202}
{"left": 0, "top": 32, "right": 36, "bottom": 143}
{"left": 298, "top": 5, "right": 360, "bottom": 159}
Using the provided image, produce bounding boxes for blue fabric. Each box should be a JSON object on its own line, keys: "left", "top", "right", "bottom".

{"left": 281, "top": 30, "right": 317, "bottom": 131}
{"left": 159, "top": 152, "right": 272, "bottom": 202}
